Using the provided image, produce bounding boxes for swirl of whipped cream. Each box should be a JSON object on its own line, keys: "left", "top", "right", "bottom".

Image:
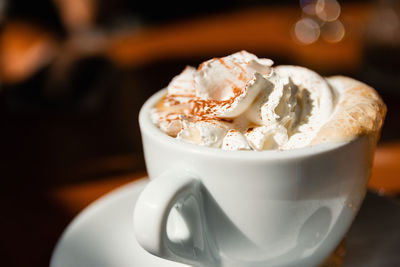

{"left": 194, "top": 51, "right": 273, "bottom": 118}
{"left": 244, "top": 66, "right": 335, "bottom": 150}
{"left": 151, "top": 51, "right": 385, "bottom": 150}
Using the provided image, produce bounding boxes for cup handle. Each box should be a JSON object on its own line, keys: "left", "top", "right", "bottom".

{"left": 133, "top": 169, "right": 217, "bottom": 266}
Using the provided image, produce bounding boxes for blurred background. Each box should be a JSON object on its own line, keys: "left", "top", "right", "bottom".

{"left": 1, "top": 0, "right": 400, "bottom": 266}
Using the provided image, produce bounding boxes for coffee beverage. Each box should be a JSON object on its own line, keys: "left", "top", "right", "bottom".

{"left": 133, "top": 51, "right": 386, "bottom": 267}
{"left": 151, "top": 51, "right": 386, "bottom": 150}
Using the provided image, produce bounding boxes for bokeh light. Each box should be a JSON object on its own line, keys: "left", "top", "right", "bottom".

{"left": 295, "top": 0, "right": 344, "bottom": 44}
{"left": 293, "top": 17, "right": 320, "bottom": 44}
{"left": 321, "top": 20, "right": 345, "bottom": 43}
{"left": 316, "top": 0, "right": 341, "bottom": 22}
{"left": 300, "top": 0, "right": 318, "bottom": 16}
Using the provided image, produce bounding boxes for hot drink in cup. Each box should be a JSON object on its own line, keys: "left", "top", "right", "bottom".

{"left": 134, "top": 51, "right": 386, "bottom": 267}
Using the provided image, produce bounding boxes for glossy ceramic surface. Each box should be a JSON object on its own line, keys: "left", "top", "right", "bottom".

{"left": 134, "top": 90, "right": 376, "bottom": 267}
{"left": 50, "top": 178, "right": 400, "bottom": 267}
{"left": 50, "top": 179, "right": 188, "bottom": 267}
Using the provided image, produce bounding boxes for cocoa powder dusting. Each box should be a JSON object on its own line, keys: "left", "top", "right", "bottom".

{"left": 156, "top": 54, "right": 252, "bottom": 124}
{"left": 156, "top": 87, "right": 244, "bottom": 124}
{"left": 218, "top": 58, "right": 231, "bottom": 70}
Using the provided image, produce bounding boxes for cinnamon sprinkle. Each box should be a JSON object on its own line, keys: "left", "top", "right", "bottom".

{"left": 156, "top": 90, "right": 245, "bottom": 124}
{"left": 156, "top": 54, "right": 253, "bottom": 124}
{"left": 218, "top": 58, "right": 231, "bottom": 70}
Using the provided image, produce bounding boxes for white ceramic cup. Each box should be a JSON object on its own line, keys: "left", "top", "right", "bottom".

{"left": 133, "top": 89, "right": 376, "bottom": 267}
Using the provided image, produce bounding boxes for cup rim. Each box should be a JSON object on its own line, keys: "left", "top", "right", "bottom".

{"left": 139, "top": 89, "right": 355, "bottom": 160}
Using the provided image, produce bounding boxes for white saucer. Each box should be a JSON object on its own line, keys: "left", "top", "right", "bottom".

{"left": 50, "top": 178, "right": 188, "bottom": 267}
{"left": 51, "top": 178, "right": 400, "bottom": 267}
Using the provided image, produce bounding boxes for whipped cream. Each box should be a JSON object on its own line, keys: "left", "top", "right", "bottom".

{"left": 151, "top": 51, "right": 338, "bottom": 150}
